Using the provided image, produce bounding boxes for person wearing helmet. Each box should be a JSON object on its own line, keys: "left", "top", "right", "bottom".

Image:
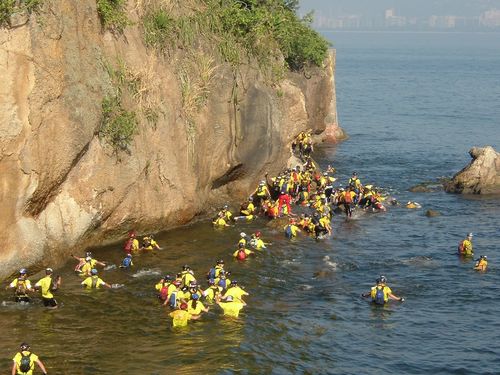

{"left": 120, "top": 253, "right": 134, "bottom": 269}
{"left": 362, "top": 276, "right": 404, "bottom": 305}
{"left": 223, "top": 280, "right": 249, "bottom": 302}
{"left": 81, "top": 269, "right": 111, "bottom": 289}
{"left": 348, "top": 171, "right": 362, "bottom": 193}
{"left": 7, "top": 269, "right": 34, "bottom": 303}
{"left": 284, "top": 218, "right": 301, "bottom": 239}
{"left": 458, "top": 233, "right": 474, "bottom": 257}
{"left": 252, "top": 180, "right": 271, "bottom": 207}
{"left": 474, "top": 255, "right": 488, "bottom": 271}
{"left": 237, "top": 197, "right": 256, "bottom": 221}
{"left": 217, "top": 294, "right": 247, "bottom": 318}
{"left": 187, "top": 293, "right": 209, "bottom": 318}
{"left": 12, "top": 342, "right": 48, "bottom": 375}
{"left": 249, "top": 232, "right": 269, "bottom": 250}
{"left": 169, "top": 302, "right": 192, "bottom": 327}
{"left": 213, "top": 211, "right": 230, "bottom": 227}
{"left": 156, "top": 275, "right": 173, "bottom": 301}
{"left": 71, "top": 252, "right": 106, "bottom": 274}
{"left": 180, "top": 265, "right": 196, "bottom": 288}
{"left": 315, "top": 212, "right": 332, "bottom": 239}
{"left": 203, "top": 279, "right": 220, "bottom": 303}
{"left": 123, "top": 231, "right": 140, "bottom": 254}
{"left": 215, "top": 271, "right": 232, "bottom": 291}
{"left": 34, "top": 268, "right": 61, "bottom": 309}
{"left": 140, "top": 234, "right": 162, "bottom": 251}
{"left": 163, "top": 279, "right": 182, "bottom": 308}
{"left": 233, "top": 242, "right": 254, "bottom": 260}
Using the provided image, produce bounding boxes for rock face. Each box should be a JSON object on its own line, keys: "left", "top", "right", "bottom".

{"left": 0, "top": 1, "right": 343, "bottom": 278}
{"left": 445, "top": 146, "right": 500, "bottom": 194}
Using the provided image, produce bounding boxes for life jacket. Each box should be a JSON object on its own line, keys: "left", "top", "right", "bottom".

{"left": 237, "top": 250, "right": 247, "bottom": 260}
{"left": 218, "top": 278, "right": 228, "bottom": 289}
{"left": 168, "top": 290, "right": 177, "bottom": 308}
{"left": 344, "top": 192, "right": 353, "bottom": 204}
{"left": 159, "top": 283, "right": 170, "bottom": 300}
{"left": 124, "top": 238, "right": 134, "bottom": 252}
{"left": 457, "top": 241, "right": 465, "bottom": 255}
{"left": 19, "top": 351, "right": 32, "bottom": 373}
{"left": 256, "top": 186, "right": 267, "bottom": 196}
{"left": 374, "top": 286, "right": 385, "bottom": 305}
{"left": 16, "top": 279, "right": 28, "bottom": 296}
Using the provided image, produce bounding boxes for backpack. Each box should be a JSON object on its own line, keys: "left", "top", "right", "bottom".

{"left": 285, "top": 225, "right": 293, "bottom": 238}
{"left": 159, "top": 284, "right": 169, "bottom": 301}
{"left": 124, "top": 238, "right": 133, "bottom": 252}
{"left": 237, "top": 250, "right": 247, "bottom": 260}
{"left": 458, "top": 241, "right": 465, "bottom": 255}
{"left": 122, "top": 257, "right": 132, "bottom": 268}
{"left": 19, "top": 352, "right": 32, "bottom": 373}
{"left": 168, "top": 291, "right": 177, "bottom": 308}
{"left": 218, "top": 279, "right": 227, "bottom": 289}
{"left": 207, "top": 268, "right": 216, "bottom": 280}
{"left": 374, "top": 287, "right": 385, "bottom": 305}
{"left": 16, "top": 279, "right": 27, "bottom": 295}
{"left": 280, "top": 183, "right": 289, "bottom": 195}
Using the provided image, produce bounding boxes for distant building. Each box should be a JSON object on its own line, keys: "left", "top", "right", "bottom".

{"left": 481, "top": 9, "right": 500, "bottom": 27}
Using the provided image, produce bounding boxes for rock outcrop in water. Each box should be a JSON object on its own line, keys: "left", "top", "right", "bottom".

{"left": 0, "top": 1, "right": 343, "bottom": 278}
{"left": 445, "top": 146, "right": 500, "bottom": 194}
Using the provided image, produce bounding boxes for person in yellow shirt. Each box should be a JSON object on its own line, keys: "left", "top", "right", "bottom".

{"left": 474, "top": 255, "right": 488, "bottom": 271}
{"left": 213, "top": 212, "right": 230, "bottom": 227}
{"left": 284, "top": 219, "right": 301, "bottom": 239}
{"left": 12, "top": 343, "right": 48, "bottom": 375}
{"left": 253, "top": 181, "right": 271, "bottom": 207}
{"left": 458, "top": 233, "right": 474, "bottom": 257}
{"left": 169, "top": 302, "right": 192, "bottom": 328}
{"left": 223, "top": 280, "right": 249, "bottom": 302}
{"left": 203, "top": 279, "right": 220, "bottom": 303}
{"left": 78, "top": 256, "right": 106, "bottom": 277}
{"left": 187, "top": 294, "right": 209, "bottom": 318}
{"left": 71, "top": 251, "right": 106, "bottom": 273}
{"left": 215, "top": 271, "right": 231, "bottom": 291}
{"left": 217, "top": 295, "right": 247, "bottom": 318}
{"left": 7, "top": 269, "right": 34, "bottom": 303}
{"left": 315, "top": 213, "right": 332, "bottom": 239}
{"left": 140, "top": 234, "right": 161, "bottom": 251}
{"left": 34, "top": 268, "right": 61, "bottom": 309}
{"left": 81, "top": 269, "right": 111, "bottom": 289}
{"left": 362, "top": 276, "right": 404, "bottom": 305}
{"left": 180, "top": 265, "right": 196, "bottom": 288}
{"left": 233, "top": 243, "right": 254, "bottom": 260}
{"left": 249, "top": 231, "right": 269, "bottom": 250}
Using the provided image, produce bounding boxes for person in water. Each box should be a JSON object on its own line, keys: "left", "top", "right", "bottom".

{"left": 81, "top": 269, "right": 111, "bottom": 289}
{"left": 120, "top": 253, "right": 133, "bottom": 268}
{"left": 213, "top": 211, "right": 230, "bottom": 227}
{"left": 140, "top": 234, "right": 161, "bottom": 251}
{"left": 34, "top": 268, "right": 61, "bottom": 309}
{"left": 217, "top": 295, "right": 247, "bottom": 318}
{"left": 458, "top": 232, "right": 474, "bottom": 257}
{"left": 187, "top": 293, "right": 209, "bottom": 318}
{"left": 474, "top": 255, "right": 488, "bottom": 271}
{"left": 284, "top": 219, "right": 301, "bottom": 239}
{"left": 169, "top": 302, "right": 192, "bottom": 328}
{"left": 7, "top": 269, "right": 34, "bottom": 303}
{"left": 123, "top": 231, "right": 140, "bottom": 253}
{"left": 12, "top": 342, "right": 48, "bottom": 375}
{"left": 362, "top": 276, "right": 404, "bottom": 305}
{"left": 223, "top": 280, "right": 249, "bottom": 302}
{"left": 78, "top": 255, "right": 107, "bottom": 277}
{"left": 233, "top": 243, "right": 254, "bottom": 260}
{"left": 72, "top": 251, "right": 106, "bottom": 273}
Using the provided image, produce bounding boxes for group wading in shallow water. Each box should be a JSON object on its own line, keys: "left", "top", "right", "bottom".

{"left": 4, "top": 131, "right": 491, "bottom": 370}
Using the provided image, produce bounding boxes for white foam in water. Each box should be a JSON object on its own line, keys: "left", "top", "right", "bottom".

{"left": 104, "top": 264, "right": 116, "bottom": 271}
{"left": 131, "top": 269, "right": 161, "bottom": 278}
{"left": 111, "top": 284, "right": 124, "bottom": 289}
{"left": 323, "top": 255, "right": 337, "bottom": 270}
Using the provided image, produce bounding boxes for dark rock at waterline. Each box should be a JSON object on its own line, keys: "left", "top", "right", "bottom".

{"left": 425, "top": 209, "right": 441, "bottom": 217}
{"left": 409, "top": 181, "right": 445, "bottom": 193}
{"left": 445, "top": 146, "right": 500, "bottom": 194}
{"left": 409, "top": 185, "right": 433, "bottom": 193}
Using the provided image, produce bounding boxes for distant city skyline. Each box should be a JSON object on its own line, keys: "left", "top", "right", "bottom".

{"left": 299, "top": 0, "right": 500, "bottom": 30}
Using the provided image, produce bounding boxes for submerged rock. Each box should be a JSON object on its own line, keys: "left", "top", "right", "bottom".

{"left": 445, "top": 146, "right": 500, "bottom": 194}
{"left": 425, "top": 209, "right": 441, "bottom": 217}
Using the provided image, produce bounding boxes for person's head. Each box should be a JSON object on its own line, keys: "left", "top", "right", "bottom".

{"left": 164, "top": 274, "right": 172, "bottom": 281}
{"left": 219, "top": 271, "right": 226, "bottom": 278}
{"left": 182, "top": 264, "right": 190, "bottom": 271}
{"left": 230, "top": 280, "right": 238, "bottom": 286}
{"left": 248, "top": 196, "right": 253, "bottom": 202}
{"left": 86, "top": 251, "right": 92, "bottom": 257}
{"left": 126, "top": 253, "right": 132, "bottom": 258}
{"left": 19, "top": 268, "right": 27, "bottom": 276}
{"left": 208, "top": 279, "right": 215, "bottom": 285}
{"left": 223, "top": 204, "right": 228, "bottom": 210}
{"left": 259, "top": 181, "right": 265, "bottom": 186}
{"left": 480, "top": 255, "right": 487, "bottom": 260}
{"left": 225, "top": 295, "right": 234, "bottom": 302}
{"left": 191, "top": 293, "right": 199, "bottom": 301}
{"left": 352, "top": 171, "right": 357, "bottom": 177}
{"left": 45, "top": 268, "right": 53, "bottom": 275}
{"left": 173, "top": 280, "right": 182, "bottom": 287}
{"left": 189, "top": 281, "right": 197, "bottom": 289}
{"left": 467, "top": 233, "right": 473, "bottom": 239}
{"left": 217, "top": 259, "right": 224, "bottom": 265}
{"left": 377, "top": 275, "right": 387, "bottom": 285}
{"left": 86, "top": 256, "right": 92, "bottom": 262}
{"left": 128, "top": 230, "right": 136, "bottom": 238}
{"left": 20, "top": 343, "right": 30, "bottom": 351}
{"left": 240, "top": 232, "right": 246, "bottom": 238}
{"left": 180, "top": 302, "right": 188, "bottom": 310}
{"left": 91, "top": 269, "right": 98, "bottom": 275}
{"left": 238, "top": 242, "right": 245, "bottom": 248}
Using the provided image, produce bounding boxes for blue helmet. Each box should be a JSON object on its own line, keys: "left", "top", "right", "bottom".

{"left": 192, "top": 293, "right": 199, "bottom": 300}
{"left": 91, "top": 269, "right": 98, "bottom": 275}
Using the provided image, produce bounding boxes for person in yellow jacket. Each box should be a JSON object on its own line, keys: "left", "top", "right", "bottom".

{"left": 284, "top": 219, "right": 301, "bottom": 239}
{"left": 187, "top": 294, "right": 209, "bottom": 318}
{"left": 140, "top": 235, "right": 161, "bottom": 251}
{"left": 12, "top": 343, "right": 48, "bottom": 375}
{"left": 217, "top": 295, "right": 247, "bottom": 317}
{"left": 233, "top": 243, "right": 254, "bottom": 260}
{"left": 458, "top": 233, "right": 474, "bottom": 257}
{"left": 362, "top": 276, "right": 404, "bottom": 305}
{"left": 169, "top": 302, "right": 193, "bottom": 328}
{"left": 213, "top": 212, "right": 230, "bottom": 227}
{"left": 7, "top": 269, "right": 34, "bottom": 303}
{"left": 223, "top": 280, "right": 249, "bottom": 302}
{"left": 34, "top": 268, "right": 61, "bottom": 309}
{"left": 78, "top": 256, "right": 107, "bottom": 277}
{"left": 474, "top": 255, "right": 488, "bottom": 271}
{"left": 71, "top": 251, "right": 106, "bottom": 273}
{"left": 81, "top": 269, "right": 111, "bottom": 289}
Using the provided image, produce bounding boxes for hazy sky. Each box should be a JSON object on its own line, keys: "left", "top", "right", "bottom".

{"left": 299, "top": 0, "right": 500, "bottom": 17}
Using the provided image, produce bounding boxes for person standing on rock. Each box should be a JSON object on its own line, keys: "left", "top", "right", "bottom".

{"left": 458, "top": 233, "right": 474, "bottom": 257}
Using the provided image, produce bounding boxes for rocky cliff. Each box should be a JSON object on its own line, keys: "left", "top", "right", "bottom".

{"left": 0, "top": 0, "right": 343, "bottom": 278}
{"left": 445, "top": 146, "right": 500, "bottom": 195}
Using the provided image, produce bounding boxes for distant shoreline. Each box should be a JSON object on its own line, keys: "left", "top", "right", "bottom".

{"left": 317, "top": 29, "right": 500, "bottom": 34}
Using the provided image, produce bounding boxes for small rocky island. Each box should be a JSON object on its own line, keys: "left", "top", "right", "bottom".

{"left": 445, "top": 146, "right": 500, "bottom": 194}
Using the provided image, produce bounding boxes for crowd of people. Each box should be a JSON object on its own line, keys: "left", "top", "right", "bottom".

{"left": 6, "top": 131, "right": 490, "bottom": 373}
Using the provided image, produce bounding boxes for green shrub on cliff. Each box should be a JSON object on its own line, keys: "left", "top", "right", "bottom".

{"left": 99, "top": 95, "right": 138, "bottom": 153}
{"left": 96, "top": 0, "right": 130, "bottom": 33}
{"left": 142, "top": 0, "right": 330, "bottom": 73}
{"left": 0, "top": 0, "right": 43, "bottom": 28}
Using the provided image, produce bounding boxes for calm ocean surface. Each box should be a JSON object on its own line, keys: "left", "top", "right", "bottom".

{"left": 1, "top": 31, "right": 500, "bottom": 374}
